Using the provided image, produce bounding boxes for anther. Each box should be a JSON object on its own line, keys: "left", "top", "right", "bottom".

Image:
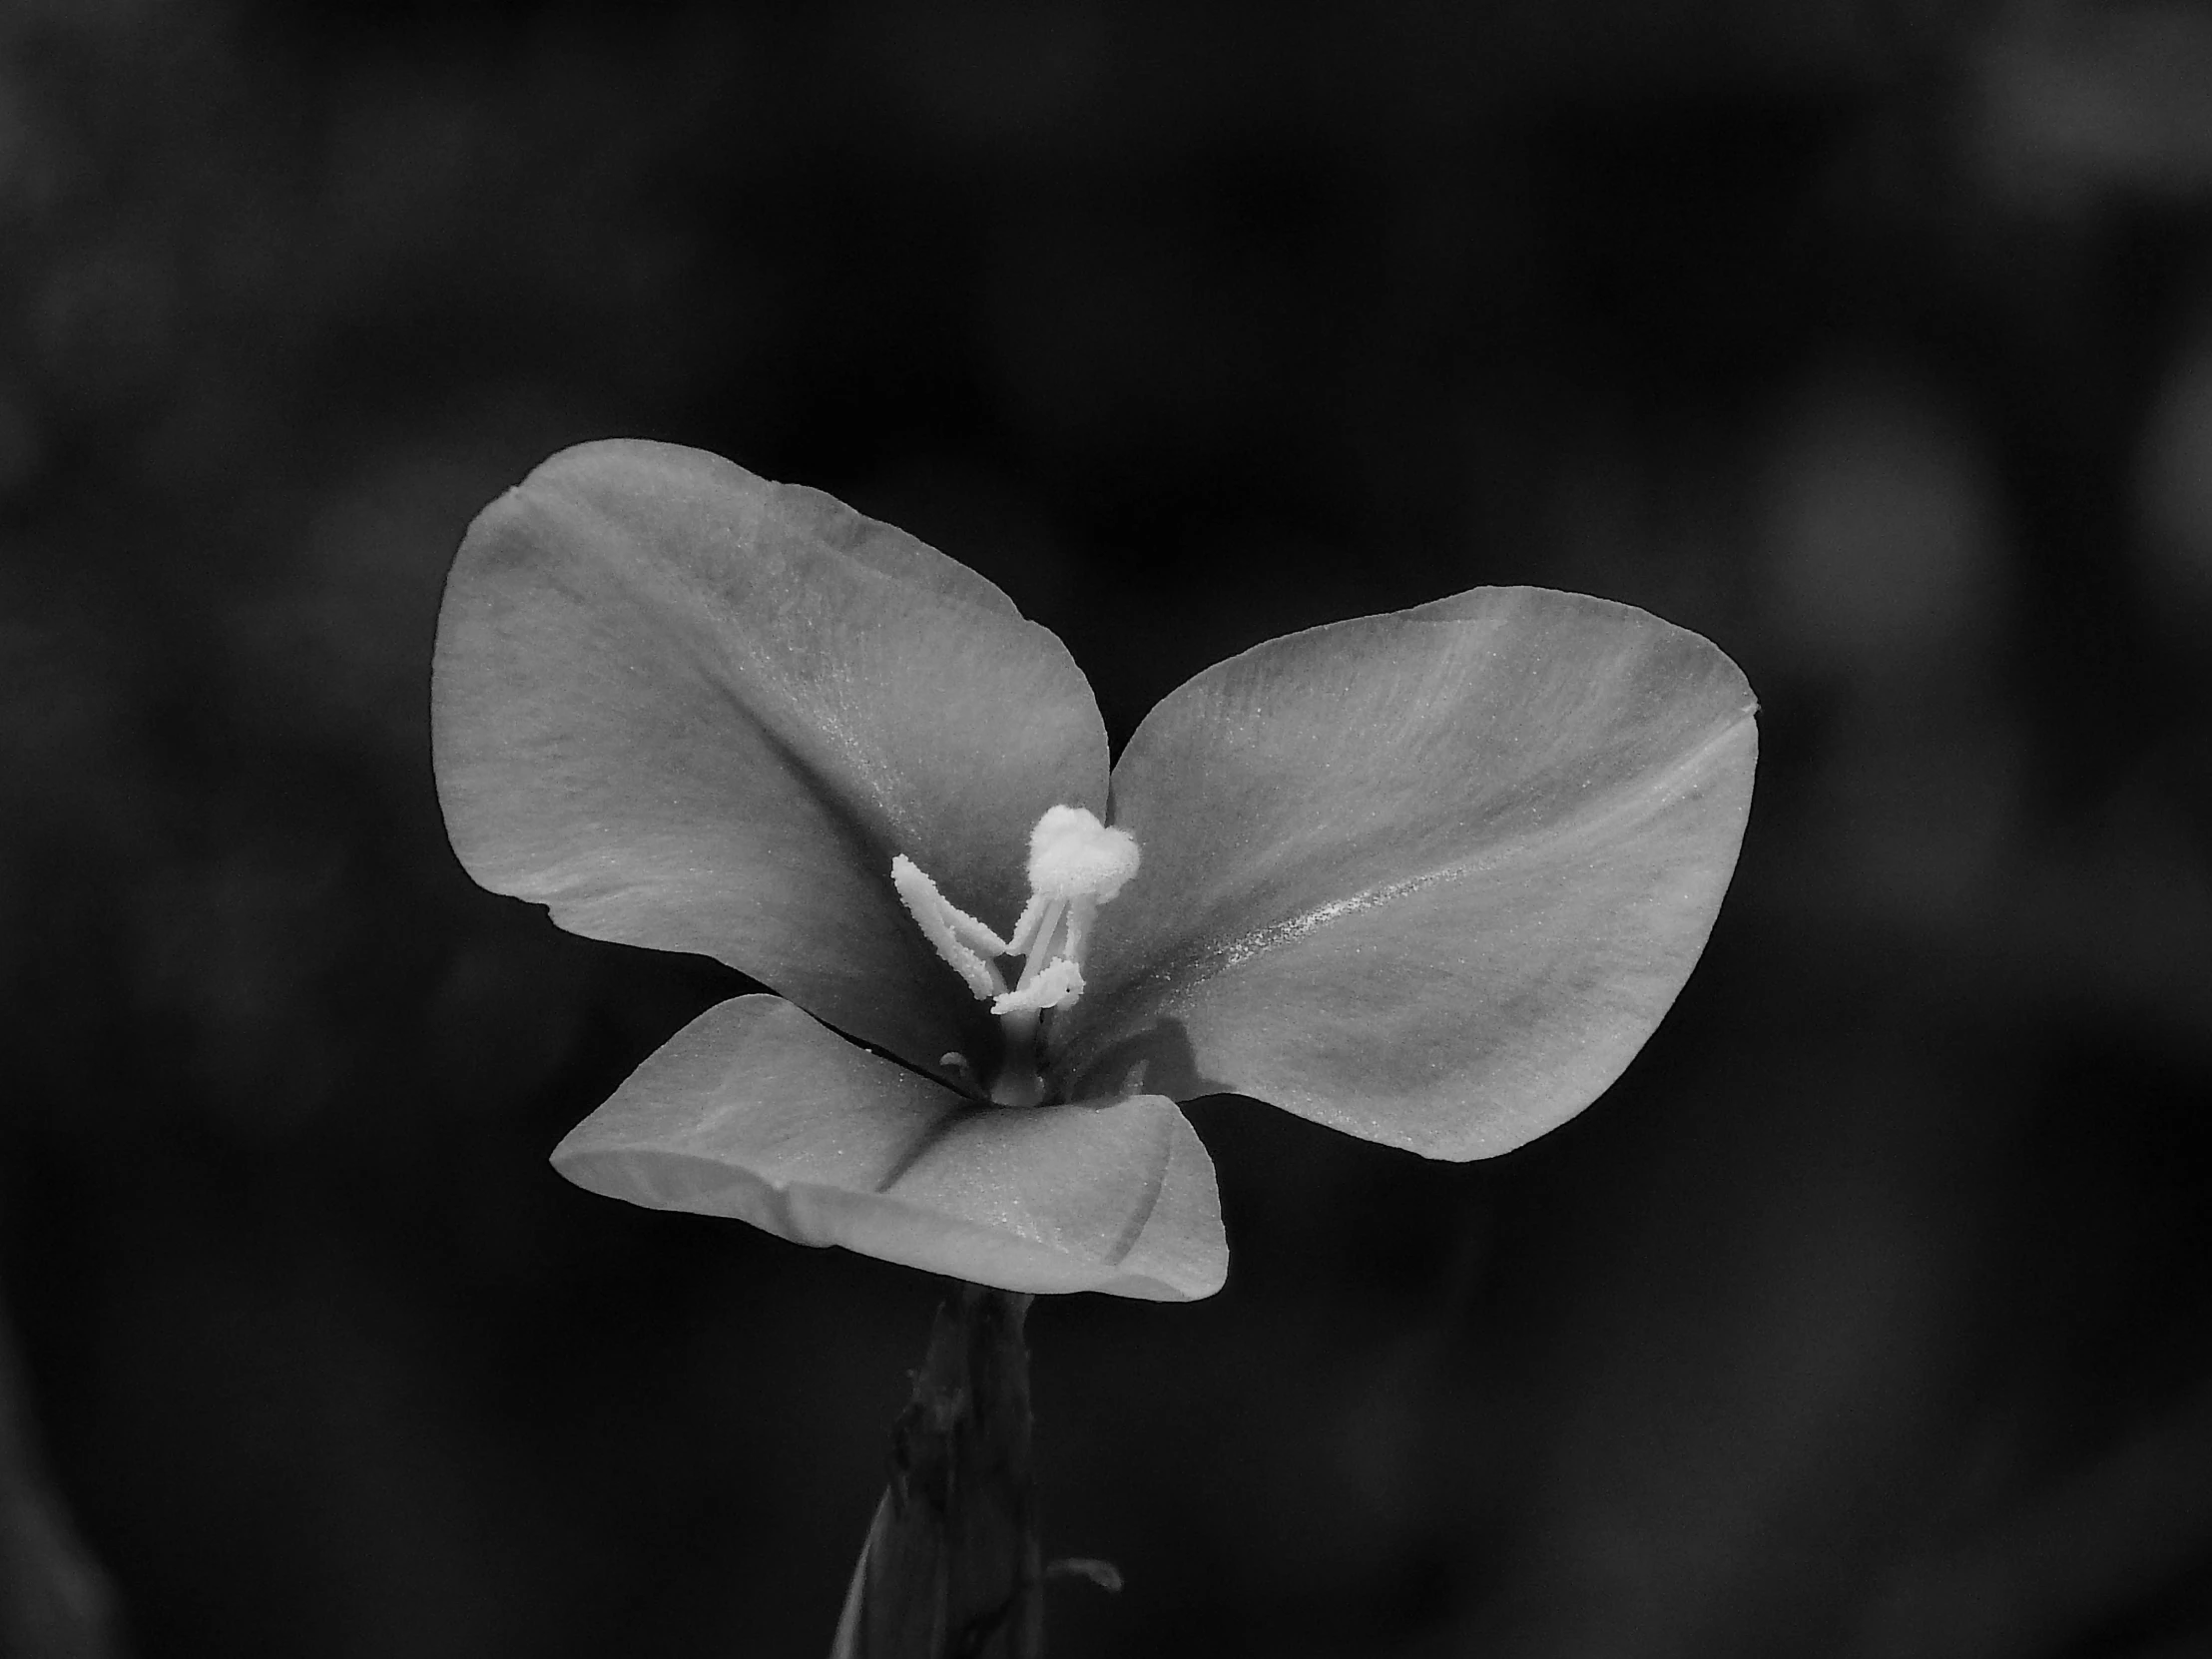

{"left": 891, "top": 854, "right": 1009, "bottom": 1002}
{"left": 990, "top": 807, "right": 1137, "bottom": 1017}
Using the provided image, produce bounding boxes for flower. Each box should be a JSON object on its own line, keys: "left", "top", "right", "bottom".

{"left": 431, "top": 440, "right": 1757, "bottom": 1301}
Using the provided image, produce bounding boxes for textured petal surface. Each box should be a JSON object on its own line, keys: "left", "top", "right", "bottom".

{"left": 1059, "top": 587, "right": 1757, "bottom": 1160}
{"left": 551, "top": 995, "right": 1227, "bottom": 1301}
{"left": 431, "top": 440, "right": 1107, "bottom": 1075}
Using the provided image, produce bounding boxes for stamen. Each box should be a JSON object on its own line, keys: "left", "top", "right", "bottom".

{"left": 890, "top": 854, "right": 1008, "bottom": 1001}
{"left": 1003, "top": 890, "right": 1054, "bottom": 960}
{"left": 993, "top": 957, "right": 1084, "bottom": 1016}
{"left": 1009, "top": 897, "right": 1068, "bottom": 991}
{"left": 1027, "top": 805, "right": 1140, "bottom": 901}
{"left": 1058, "top": 895, "right": 1097, "bottom": 966}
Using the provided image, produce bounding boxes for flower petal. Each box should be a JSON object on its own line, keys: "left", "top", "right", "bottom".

{"left": 431, "top": 441, "right": 1107, "bottom": 1075}
{"left": 1060, "top": 587, "right": 1756, "bottom": 1160}
{"left": 550, "top": 994, "right": 1227, "bottom": 1301}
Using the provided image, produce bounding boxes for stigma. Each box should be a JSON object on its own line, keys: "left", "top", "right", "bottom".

{"left": 891, "top": 805, "right": 1140, "bottom": 1025}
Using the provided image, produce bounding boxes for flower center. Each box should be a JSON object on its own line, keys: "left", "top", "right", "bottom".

{"left": 891, "top": 805, "right": 1140, "bottom": 1105}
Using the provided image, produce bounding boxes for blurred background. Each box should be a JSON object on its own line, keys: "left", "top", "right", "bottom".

{"left": 3, "top": 0, "right": 2210, "bottom": 1654}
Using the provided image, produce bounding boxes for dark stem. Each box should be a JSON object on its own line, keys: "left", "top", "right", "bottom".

{"left": 830, "top": 1284, "right": 1044, "bottom": 1659}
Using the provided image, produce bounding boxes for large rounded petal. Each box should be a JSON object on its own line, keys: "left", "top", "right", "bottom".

{"left": 431, "top": 441, "right": 1107, "bottom": 1075}
{"left": 1059, "top": 587, "right": 1756, "bottom": 1160}
{"left": 551, "top": 995, "right": 1227, "bottom": 1301}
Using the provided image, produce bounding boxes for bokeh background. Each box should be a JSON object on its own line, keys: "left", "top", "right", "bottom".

{"left": 4, "top": 1, "right": 2211, "bottom": 1655}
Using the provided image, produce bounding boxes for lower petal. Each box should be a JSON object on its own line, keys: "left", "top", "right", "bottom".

{"left": 551, "top": 994, "right": 1226, "bottom": 1302}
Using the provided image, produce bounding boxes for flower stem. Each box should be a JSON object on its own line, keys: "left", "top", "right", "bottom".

{"left": 830, "top": 1284, "right": 1044, "bottom": 1659}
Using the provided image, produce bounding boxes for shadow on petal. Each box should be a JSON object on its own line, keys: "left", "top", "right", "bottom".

{"left": 551, "top": 995, "right": 1226, "bottom": 1301}
{"left": 1049, "top": 1010, "right": 1235, "bottom": 1109}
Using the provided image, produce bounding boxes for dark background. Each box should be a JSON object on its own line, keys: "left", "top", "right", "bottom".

{"left": 4, "top": 1, "right": 2211, "bottom": 1655}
